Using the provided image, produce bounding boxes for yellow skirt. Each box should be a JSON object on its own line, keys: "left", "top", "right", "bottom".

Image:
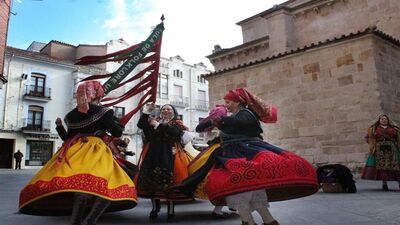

{"left": 187, "top": 143, "right": 220, "bottom": 199}
{"left": 19, "top": 136, "right": 137, "bottom": 215}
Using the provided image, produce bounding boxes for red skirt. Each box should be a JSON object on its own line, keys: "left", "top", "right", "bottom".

{"left": 205, "top": 150, "right": 318, "bottom": 206}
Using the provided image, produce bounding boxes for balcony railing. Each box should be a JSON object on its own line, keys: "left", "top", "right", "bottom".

{"left": 170, "top": 95, "right": 189, "bottom": 108}
{"left": 193, "top": 99, "right": 209, "bottom": 111}
{"left": 21, "top": 118, "right": 51, "bottom": 132}
{"left": 23, "top": 85, "right": 51, "bottom": 100}
{"left": 156, "top": 94, "right": 169, "bottom": 106}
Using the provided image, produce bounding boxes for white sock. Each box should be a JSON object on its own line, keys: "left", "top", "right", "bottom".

{"left": 237, "top": 206, "right": 255, "bottom": 225}
{"left": 213, "top": 206, "right": 223, "bottom": 214}
{"left": 255, "top": 206, "right": 275, "bottom": 224}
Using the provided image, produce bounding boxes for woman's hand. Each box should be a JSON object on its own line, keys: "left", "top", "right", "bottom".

{"left": 143, "top": 102, "right": 156, "bottom": 114}
{"left": 211, "top": 117, "right": 222, "bottom": 127}
{"left": 148, "top": 116, "right": 159, "bottom": 128}
{"left": 55, "top": 117, "right": 63, "bottom": 126}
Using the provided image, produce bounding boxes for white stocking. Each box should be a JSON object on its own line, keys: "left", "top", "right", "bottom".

{"left": 213, "top": 206, "right": 223, "bottom": 214}
{"left": 237, "top": 206, "right": 255, "bottom": 225}
{"left": 254, "top": 206, "right": 275, "bottom": 224}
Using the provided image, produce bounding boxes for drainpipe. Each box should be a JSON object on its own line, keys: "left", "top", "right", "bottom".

{"left": 3, "top": 53, "right": 14, "bottom": 129}
{"left": 188, "top": 68, "right": 192, "bottom": 129}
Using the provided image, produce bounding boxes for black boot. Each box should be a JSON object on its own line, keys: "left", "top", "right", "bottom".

{"left": 71, "top": 193, "right": 89, "bottom": 225}
{"left": 149, "top": 199, "right": 160, "bottom": 219}
{"left": 167, "top": 201, "right": 175, "bottom": 222}
{"left": 81, "top": 197, "right": 110, "bottom": 225}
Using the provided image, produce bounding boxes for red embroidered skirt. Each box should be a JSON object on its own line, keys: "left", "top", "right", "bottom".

{"left": 205, "top": 147, "right": 318, "bottom": 206}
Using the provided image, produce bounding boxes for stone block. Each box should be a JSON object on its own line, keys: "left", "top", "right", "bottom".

{"left": 346, "top": 153, "right": 368, "bottom": 163}
{"left": 322, "top": 147, "right": 339, "bottom": 154}
{"left": 314, "top": 154, "right": 329, "bottom": 165}
{"left": 357, "top": 63, "right": 363, "bottom": 72}
{"left": 338, "top": 75, "right": 353, "bottom": 86}
{"left": 328, "top": 154, "right": 347, "bottom": 163}
{"left": 303, "top": 62, "right": 320, "bottom": 74}
{"left": 359, "top": 49, "right": 373, "bottom": 61}
{"left": 336, "top": 54, "right": 355, "bottom": 68}
{"left": 299, "top": 126, "right": 324, "bottom": 136}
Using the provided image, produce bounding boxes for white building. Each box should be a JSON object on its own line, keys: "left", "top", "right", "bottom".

{"left": 0, "top": 40, "right": 210, "bottom": 169}
{"left": 158, "top": 55, "right": 210, "bottom": 131}
{"left": 0, "top": 43, "right": 103, "bottom": 169}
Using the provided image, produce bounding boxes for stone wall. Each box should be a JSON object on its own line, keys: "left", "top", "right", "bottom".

{"left": 236, "top": 0, "right": 400, "bottom": 65}
{"left": 293, "top": 0, "right": 400, "bottom": 49}
{"left": 207, "top": 35, "right": 397, "bottom": 171}
{"left": 374, "top": 37, "right": 400, "bottom": 122}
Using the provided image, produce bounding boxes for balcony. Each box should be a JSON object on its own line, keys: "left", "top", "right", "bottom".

{"left": 23, "top": 85, "right": 51, "bottom": 102}
{"left": 21, "top": 119, "right": 51, "bottom": 133}
{"left": 193, "top": 99, "right": 209, "bottom": 111}
{"left": 156, "top": 94, "right": 169, "bottom": 106}
{"left": 170, "top": 95, "right": 189, "bottom": 108}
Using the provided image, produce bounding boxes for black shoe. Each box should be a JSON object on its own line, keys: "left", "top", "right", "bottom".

{"left": 264, "top": 220, "right": 280, "bottom": 225}
{"left": 229, "top": 207, "right": 237, "bottom": 212}
{"left": 167, "top": 214, "right": 175, "bottom": 222}
{"left": 149, "top": 210, "right": 158, "bottom": 219}
{"left": 382, "top": 184, "right": 389, "bottom": 191}
{"left": 211, "top": 212, "right": 232, "bottom": 219}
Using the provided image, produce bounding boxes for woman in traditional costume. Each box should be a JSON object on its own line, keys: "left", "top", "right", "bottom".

{"left": 170, "top": 105, "right": 233, "bottom": 218}
{"left": 19, "top": 81, "right": 137, "bottom": 225}
{"left": 361, "top": 114, "right": 400, "bottom": 190}
{"left": 204, "top": 88, "right": 318, "bottom": 225}
{"left": 135, "top": 103, "right": 191, "bottom": 221}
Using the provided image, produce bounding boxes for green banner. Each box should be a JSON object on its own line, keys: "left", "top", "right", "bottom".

{"left": 103, "top": 22, "right": 164, "bottom": 94}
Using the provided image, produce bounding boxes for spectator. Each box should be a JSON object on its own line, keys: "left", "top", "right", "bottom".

{"left": 13, "top": 150, "right": 23, "bottom": 170}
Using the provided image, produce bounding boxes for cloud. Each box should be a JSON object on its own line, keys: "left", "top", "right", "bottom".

{"left": 103, "top": 0, "right": 286, "bottom": 69}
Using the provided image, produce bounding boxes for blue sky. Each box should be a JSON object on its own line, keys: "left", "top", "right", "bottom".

{"left": 7, "top": 0, "right": 286, "bottom": 69}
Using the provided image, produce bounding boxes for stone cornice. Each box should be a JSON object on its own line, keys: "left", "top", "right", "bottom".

{"left": 204, "top": 27, "right": 400, "bottom": 78}
{"left": 206, "top": 36, "right": 269, "bottom": 60}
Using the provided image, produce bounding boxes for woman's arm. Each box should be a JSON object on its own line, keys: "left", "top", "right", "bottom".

{"left": 156, "top": 122, "right": 184, "bottom": 139}
{"left": 219, "top": 109, "right": 258, "bottom": 129}
{"left": 137, "top": 114, "right": 151, "bottom": 130}
{"left": 196, "top": 120, "right": 213, "bottom": 132}
{"left": 101, "top": 110, "right": 124, "bottom": 137}
{"left": 55, "top": 118, "right": 68, "bottom": 141}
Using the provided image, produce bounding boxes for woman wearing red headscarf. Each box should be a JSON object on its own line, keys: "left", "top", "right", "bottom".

{"left": 204, "top": 88, "right": 318, "bottom": 225}
{"left": 135, "top": 103, "right": 191, "bottom": 222}
{"left": 19, "top": 81, "right": 137, "bottom": 225}
{"left": 169, "top": 105, "right": 233, "bottom": 218}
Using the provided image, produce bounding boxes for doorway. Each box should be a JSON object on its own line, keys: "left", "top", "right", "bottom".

{"left": 0, "top": 139, "right": 14, "bottom": 168}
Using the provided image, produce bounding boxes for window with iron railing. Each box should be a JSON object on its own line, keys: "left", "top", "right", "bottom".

{"left": 24, "top": 84, "right": 51, "bottom": 98}
{"left": 170, "top": 95, "right": 189, "bottom": 107}
{"left": 27, "top": 105, "right": 43, "bottom": 130}
{"left": 29, "top": 73, "right": 46, "bottom": 96}
{"left": 157, "top": 73, "right": 169, "bottom": 99}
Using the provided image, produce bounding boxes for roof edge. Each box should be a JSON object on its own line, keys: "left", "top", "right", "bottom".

{"left": 204, "top": 27, "right": 400, "bottom": 78}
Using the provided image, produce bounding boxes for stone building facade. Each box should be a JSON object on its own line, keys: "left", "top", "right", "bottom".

{"left": 206, "top": 0, "right": 400, "bottom": 171}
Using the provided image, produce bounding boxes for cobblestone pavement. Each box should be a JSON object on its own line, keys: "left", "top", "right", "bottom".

{"left": 1, "top": 169, "right": 399, "bottom": 225}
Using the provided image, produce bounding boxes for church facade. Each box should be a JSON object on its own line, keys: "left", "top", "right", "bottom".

{"left": 206, "top": 0, "right": 400, "bottom": 171}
